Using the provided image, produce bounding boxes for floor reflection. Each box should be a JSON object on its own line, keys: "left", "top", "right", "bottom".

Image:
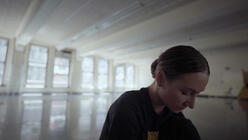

{"left": 49, "top": 100, "right": 67, "bottom": 140}
{"left": 79, "top": 97, "right": 93, "bottom": 140}
{"left": 0, "top": 94, "right": 247, "bottom": 140}
{"left": 21, "top": 100, "right": 43, "bottom": 140}
{"left": 0, "top": 99, "right": 6, "bottom": 139}
{"left": 184, "top": 98, "right": 248, "bottom": 140}
{"left": 238, "top": 99, "right": 248, "bottom": 136}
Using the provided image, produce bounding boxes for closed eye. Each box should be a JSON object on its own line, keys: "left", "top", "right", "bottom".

{"left": 181, "top": 91, "right": 189, "bottom": 95}
{"left": 183, "top": 87, "right": 198, "bottom": 96}
{"left": 181, "top": 90, "right": 196, "bottom": 96}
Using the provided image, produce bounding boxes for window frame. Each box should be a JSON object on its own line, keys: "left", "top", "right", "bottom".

{"left": 25, "top": 44, "right": 49, "bottom": 88}
{"left": 52, "top": 51, "right": 71, "bottom": 88}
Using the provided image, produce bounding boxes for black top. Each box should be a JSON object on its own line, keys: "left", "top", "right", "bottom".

{"left": 99, "top": 88, "right": 201, "bottom": 140}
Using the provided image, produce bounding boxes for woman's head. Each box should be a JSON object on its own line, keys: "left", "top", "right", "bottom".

{"left": 155, "top": 45, "right": 210, "bottom": 80}
{"left": 151, "top": 45, "right": 210, "bottom": 113}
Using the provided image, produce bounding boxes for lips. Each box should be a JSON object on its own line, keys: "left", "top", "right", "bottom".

{"left": 178, "top": 106, "right": 186, "bottom": 110}
{"left": 171, "top": 107, "right": 185, "bottom": 113}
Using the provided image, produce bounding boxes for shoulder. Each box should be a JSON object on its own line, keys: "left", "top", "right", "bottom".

{"left": 113, "top": 88, "right": 146, "bottom": 107}
{"left": 108, "top": 88, "right": 147, "bottom": 117}
{"left": 175, "top": 115, "right": 201, "bottom": 139}
{"left": 100, "top": 89, "right": 147, "bottom": 140}
{"left": 175, "top": 118, "right": 201, "bottom": 140}
{"left": 119, "top": 89, "right": 142, "bottom": 102}
{"left": 170, "top": 113, "right": 197, "bottom": 130}
{"left": 160, "top": 113, "right": 201, "bottom": 140}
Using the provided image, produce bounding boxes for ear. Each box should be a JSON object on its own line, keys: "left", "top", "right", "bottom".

{"left": 155, "top": 71, "right": 164, "bottom": 87}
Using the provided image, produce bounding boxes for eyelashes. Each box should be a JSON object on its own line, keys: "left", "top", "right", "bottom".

{"left": 181, "top": 91, "right": 196, "bottom": 96}
{"left": 181, "top": 91, "right": 188, "bottom": 95}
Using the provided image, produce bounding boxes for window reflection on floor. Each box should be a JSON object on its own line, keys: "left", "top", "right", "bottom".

{"left": 49, "top": 100, "right": 67, "bottom": 139}
{"left": 21, "top": 100, "right": 43, "bottom": 140}
{"left": 0, "top": 99, "right": 6, "bottom": 138}
{"left": 79, "top": 97, "right": 93, "bottom": 139}
{"left": 95, "top": 97, "right": 108, "bottom": 131}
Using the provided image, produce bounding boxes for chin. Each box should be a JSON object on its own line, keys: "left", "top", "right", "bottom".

{"left": 174, "top": 107, "right": 186, "bottom": 113}
{"left": 170, "top": 108, "right": 182, "bottom": 113}
{"left": 173, "top": 110, "right": 182, "bottom": 113}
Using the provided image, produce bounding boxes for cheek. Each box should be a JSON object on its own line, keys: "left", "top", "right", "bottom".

{"left": 158, "top": 87, "right": 186, "bottom": 107}
{"left": 158, "top": 88, "right": 170, "bottom": 104}
{"left": 169, "top": 90, "right": 186, "bottom": 105}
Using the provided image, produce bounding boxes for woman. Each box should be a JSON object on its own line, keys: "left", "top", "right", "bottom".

{"left": 100, "top": 45, "right": 210, "bottom": 140}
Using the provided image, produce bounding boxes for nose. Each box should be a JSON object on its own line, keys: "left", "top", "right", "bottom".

{"left": 187, "top": 96, "right": 195, "bottom": 109}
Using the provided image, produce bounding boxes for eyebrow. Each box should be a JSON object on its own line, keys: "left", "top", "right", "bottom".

{"left": 184, "top": 88, "right": 197, "bottom": 94}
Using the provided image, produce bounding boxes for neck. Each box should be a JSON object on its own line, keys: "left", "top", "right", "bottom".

{"left": 148, "top": 82, "right": 166, "bottom": 115}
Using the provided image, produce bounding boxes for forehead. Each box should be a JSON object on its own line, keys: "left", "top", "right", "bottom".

{"left": 171, "top": 72, "right": 209, "bottom": 92}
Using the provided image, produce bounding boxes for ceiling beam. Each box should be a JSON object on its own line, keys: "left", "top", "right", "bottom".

{"left": 114, "top": 16, "right": 248, "bottom": 57}
{"left": 91, "top": 5, "right": 248, "bottom": 57}
{"left": 16, "top": 0, "right": 63, "bottom": 46}
{"left": 56, "top": 0, "right": 194, "bottom": 50}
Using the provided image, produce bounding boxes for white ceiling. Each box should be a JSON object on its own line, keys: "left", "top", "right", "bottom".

{"left": 0, "top": 0, "right": 247, "bottom": 62}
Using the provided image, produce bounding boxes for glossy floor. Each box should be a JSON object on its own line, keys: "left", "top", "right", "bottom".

{"left": 0, "top": 93, "right": 247, "bottom": 140}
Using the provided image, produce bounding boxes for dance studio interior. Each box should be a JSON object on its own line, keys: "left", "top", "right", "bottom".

{"left": 0, "top": 0, "right": 248, "bottom": 140}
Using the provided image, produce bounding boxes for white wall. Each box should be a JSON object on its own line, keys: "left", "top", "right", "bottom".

{"left": 136, "top": 58, "right": 155, "bottom": 88}
{"left": 203, "top": 46, "right": 248, "bottom": 96}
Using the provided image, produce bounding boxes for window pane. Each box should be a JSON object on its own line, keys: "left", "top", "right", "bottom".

{"left": 98, "top": 59, "right": 108, "bottom": 90}
{"left": 82, "top": 57, "right": 93, "bottom": 72}
{"left": 0, "top": 39, "right": 7, "bottom": 86}
{"left": 0, "top": 63, "right": 4, "bottom": 85}
{"left": 29, "top": 46, "right": 48, "bottom": 64}
{"left": 115, "top": 66, "right": 125, "bottom": 88}
{"left": 98, "top": 74, "right": 107, "bottom": 89}
{"left": 0, "top": 39, "right": 7, "bottom": 62}
{"left": 26, "top": 46, "right": 48, "bottom": 88}
{"left": 126, "top": 65, "right": 134, "bottom": 88}
{"left": 53, "top": 57, "right": 70, "bottom": 88}
{"left": 53, "top": 74, "right": 68, "bottom": 88}
{"left": 81, "top": 57, "right": 94, "bottom": 89}
{"left": 27, "top": 66, "right": 46, "bottom": 82}
{"left": 98, "top": 59, "right": 108, "bottom": 74}
{"left": 82, "top": 72, "right": 94, "bottom": 89}
{"left": 54, "top": 57, "right": 69, "bottom": 74}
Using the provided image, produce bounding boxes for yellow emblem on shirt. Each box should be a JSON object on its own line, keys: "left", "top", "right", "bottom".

{"left": 147, "top": 131, "right": 159, "bottom": 140}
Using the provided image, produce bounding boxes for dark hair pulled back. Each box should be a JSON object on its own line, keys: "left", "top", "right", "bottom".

{"left": 151, "top": 45, "right": 210, "bottom": 80}
{"left": 151, "top": 59, "right": 158, "bottom": 78}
